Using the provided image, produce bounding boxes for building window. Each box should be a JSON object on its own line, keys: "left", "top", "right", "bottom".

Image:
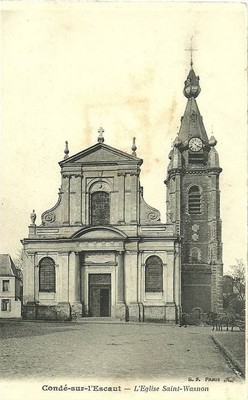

{"left": 145, "top": 256, "right": 163, "bottom": 292}
{"left": 2, "top": 280, "right": 10, "bottom": 292}
{"left": 39, "top": 257, "right": 56, "bottom": 293}
{"left": 91, "top": 191, "right": 110, "bottom": 225}
{"left": 1, "top": 299, "right": 11, "bottom": 312}
{"left": 188, "top": 186, "right": 201, "bottom": 214}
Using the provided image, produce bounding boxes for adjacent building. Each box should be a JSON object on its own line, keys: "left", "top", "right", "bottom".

{"left": 21, "top": 62, "right": 223, "bottom": 322}
{"left": 0, "top": 254, "right": 22, "bottom": 318}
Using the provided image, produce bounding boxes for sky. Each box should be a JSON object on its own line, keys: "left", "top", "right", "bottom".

{"left": 0, "top": 2, "right": 247, "bottom": 271}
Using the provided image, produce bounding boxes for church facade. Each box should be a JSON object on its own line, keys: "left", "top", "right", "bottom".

{"left": 22, "top": 62, "right": 223, "bottom": 322}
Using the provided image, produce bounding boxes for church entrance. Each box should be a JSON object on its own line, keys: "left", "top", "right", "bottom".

{"left": 89, "top": 274, "right": 111, "bottom": 317}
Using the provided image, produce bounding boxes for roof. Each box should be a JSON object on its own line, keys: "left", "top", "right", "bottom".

{"left": 0, "top": 254, "right": 19, "bottom": 277}
{"left": 59, "top": 142, "right": 143, "bottom": 167}
{"left": 178, "top": 97, "right": 209, "bottom": 143}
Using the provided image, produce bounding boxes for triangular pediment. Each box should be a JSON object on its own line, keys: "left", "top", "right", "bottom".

{"left": 59, "top": 143, "right": 143, "bottom": 166}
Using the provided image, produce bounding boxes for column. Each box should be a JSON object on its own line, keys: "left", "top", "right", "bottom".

{"left": 125, "top": 251, "right": 140, "bottom": 321}
{"left": 57, "top": 252, "right": 69, "bottom": 303}
{"left": 117, "top": 173, "right": 125, "bottom": 223}
{"left": 23, "top": 251, "right": 36, "bottom": 319}
{"left": 75, "top": 176, "right": 83, "bottom": 224}
{"left": 69, "top": 175, "right": 82, "bottom": 224}
{"left": 130, "top": 173, "right": 138, "bottom": 223}
{"left": 62, "top": 175, "right": 70, "bottom": 224}
{"left": 34, "top": 263, "right": 39, "bottom": 302}
{"left": 114, "top": 251, "right": 126, "bottom": 321}
{"left": 69, "top": 252, "right": 82, "bottom": 318}
{"left": 165, "top": 249, "right": 176, "bottom": 322}
{"left": 117, "top": 251, "right": 125, "bottom": 303}
{"left": 23, "top": 252, "right": 35, "bottom": 303}
{"left": 56, "top": 252, "right": 71, "bottom": 320}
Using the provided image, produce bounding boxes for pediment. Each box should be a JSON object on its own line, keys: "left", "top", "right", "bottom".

{"left": 71, "top": 226, "right": 127, "bottom": 240}
{"left": 59, "top": 143, "right": 143, "bottom": 166}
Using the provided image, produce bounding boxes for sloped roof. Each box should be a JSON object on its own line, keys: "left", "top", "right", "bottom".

{"left": 0, "top": 254, "right": 19, "bottom": 277}
{"left": 178, "top": 98, "right": 208, "bottom": 143}
{"left": 59, "top": 142, "right": 143, "bottom": 167}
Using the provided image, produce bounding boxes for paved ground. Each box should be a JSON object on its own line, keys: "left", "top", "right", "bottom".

{"left": 211, "top": 330, "right": 245, "bottom": 375}
{"left": 0, "top": 320, "right": 245, "bottom": 381}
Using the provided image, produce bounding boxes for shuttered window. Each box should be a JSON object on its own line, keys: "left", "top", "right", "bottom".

{"left": 1, "top": 299, "right": 11, "bottom": 312}
{"left": 91, "top": 191, "right": 110, "bottom": 225}
{"left": 188, "top": 186, "right": 201, "bottom": 214}
{"left": 39, "top": 257, "right": 55, "bottom": 292}
{"left": 145, "top": 256, "right": 163, "bottom": 292}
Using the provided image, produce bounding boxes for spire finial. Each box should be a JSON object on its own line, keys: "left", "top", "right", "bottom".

{"left": 183, "top": 39, "right": 201, "bottom": 99}
{"left": 185, "top": 36, "right": 198, "bottom": 68}
{"left": 64, "top": 141, "right": 69, "bottom": 159}
{"left": 98, "top": 127, "right": 105, "bottom": 143}
{"left": 132, "top": 137, "right": 137, "bottom": 156}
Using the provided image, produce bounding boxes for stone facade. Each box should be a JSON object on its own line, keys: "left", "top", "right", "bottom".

{"left": 22, "top": 138, "right": 180, "bottom": 322}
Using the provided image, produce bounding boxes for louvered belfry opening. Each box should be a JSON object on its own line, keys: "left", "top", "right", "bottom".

{"left": 188, "top": 186, "right": 201, "bottom": 214}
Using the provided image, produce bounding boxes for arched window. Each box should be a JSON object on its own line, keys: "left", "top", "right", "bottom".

{"left": 91, "top": 191, "right": 110, "bottom": 225}
{"left": 145, "top": 256, "right": 163, "bottom": 292}
{"left": 188, "top": 186, "right": 201, "bottom": 214}
{"left": 39, "top": 257, "right": 55, "bottom": 292}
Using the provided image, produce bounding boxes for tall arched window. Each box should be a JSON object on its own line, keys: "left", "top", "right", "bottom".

{"left": 91, "top": 191, "right": 110, "bottom": 225}
{"left": 188, "top": 186, "right": 201, "bottom": 214}
{"left": 145, "top": 256, "right": 163, "bottom": 292}
{"left": 39, "top": 257, "right": 56, "bottom": 292}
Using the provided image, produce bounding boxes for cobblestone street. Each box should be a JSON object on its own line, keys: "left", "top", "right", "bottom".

{"left": 0, "top": 320, "right": 244, "bottom": 382}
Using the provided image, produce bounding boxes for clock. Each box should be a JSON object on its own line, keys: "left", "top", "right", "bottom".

{"left": 189, "top": 137, "right": 203, "bottom": 152}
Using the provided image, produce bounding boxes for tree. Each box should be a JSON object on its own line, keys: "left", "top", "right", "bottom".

{"left": 228, "top": 259, "right": 245, "bottom": 301}
{"left": 13, "top": 248, "right": 24, "bottom": 272}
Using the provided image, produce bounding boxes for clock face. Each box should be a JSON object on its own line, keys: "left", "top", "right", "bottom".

{"left": 189, "top": 137, "right": 203, "bottom": 152}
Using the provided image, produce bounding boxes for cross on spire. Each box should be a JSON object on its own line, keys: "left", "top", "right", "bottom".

{"left": 185, "top": 36, "right": 198, "bottom": 68}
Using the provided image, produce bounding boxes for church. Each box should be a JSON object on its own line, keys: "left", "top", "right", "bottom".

{"left": 21, "top": 61, "right": 223, "bottom": 323}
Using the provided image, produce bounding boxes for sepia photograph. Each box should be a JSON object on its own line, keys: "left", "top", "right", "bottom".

{"left": 0, "top": 1, "right": 246, "bottom": 400}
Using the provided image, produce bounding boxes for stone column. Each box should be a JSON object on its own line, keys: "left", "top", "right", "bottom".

{"left": 22, "top": 251, "right": 36, "bottom": 319}
{"left": 165, "top": 249, "right": 176, "bottom": 323}
{"left": 117, "top": 173, "right": 125, "bottom": 223}
{"left": 125, "top": 251, "right": 140, "bottom": 321}
{"left": 24, "top": 252, "right": 35, "bottom": 303}
{"left": 130, "top": 173, "right": 138, "bottom": 223}
{"left": 115, "top": 251, "right": 126, "bottom": 320}
{"left": 69, "top": 175, "right": 81, "bottom": 225}
{"left": 69, "top": 252, "right": 82, "bottom": 318}
{"left": 34, "top": 262, "right": 39, "bottom": 302}
{"left": 55, "top": 253, "right": 71, "bottom": 320}
{"left": 75, "top": 176, "right": 83, "bottom": 224}
{"left": 62, "top": 175, "right": 70, "bottom": 224}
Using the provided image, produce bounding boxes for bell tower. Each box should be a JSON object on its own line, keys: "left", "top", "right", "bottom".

{"left": 165, "top": 60, "right": 223, "bottom": 315}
